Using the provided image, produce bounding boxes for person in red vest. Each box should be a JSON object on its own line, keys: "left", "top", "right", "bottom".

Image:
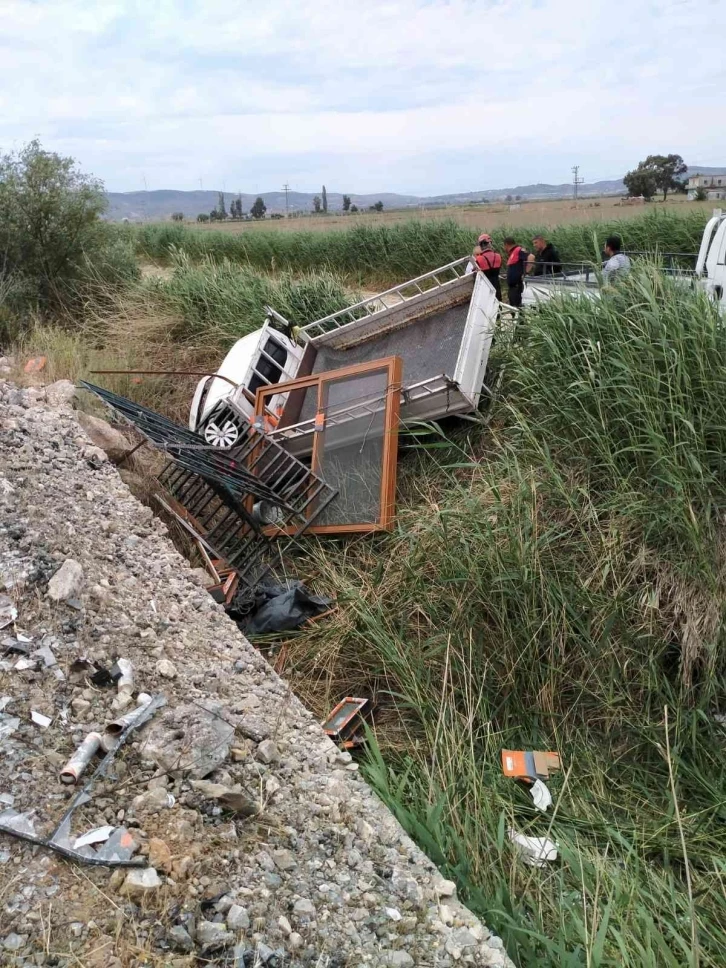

{"left": 503, "top": 237, "right": 531, "bottom": 308}
{"left": 472, "top": 233, "right": 502, "bottom": 300}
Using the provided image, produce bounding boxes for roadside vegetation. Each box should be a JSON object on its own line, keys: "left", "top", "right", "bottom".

{"left": 3, "top": 142, "right": 725, "bottom": 967}
{"left": 282, "top": 271, "right": 726, "bottom": 967}
{"left": 131, "top": 209, "right": 709, "bottom": 286}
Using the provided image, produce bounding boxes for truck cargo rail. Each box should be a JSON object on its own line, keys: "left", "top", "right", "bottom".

{"left": 300, "top": 256, "right": 473, "bottom": 340}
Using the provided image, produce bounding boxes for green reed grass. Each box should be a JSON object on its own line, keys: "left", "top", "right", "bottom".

{"left": 131, "top": 209, "right": 710, "bottom": 285}
{"left": 275, "top": 268, "right": 726, "bottom": 967}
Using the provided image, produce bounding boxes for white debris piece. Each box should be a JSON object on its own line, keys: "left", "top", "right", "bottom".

{"left": 0, "top": 594, "right": 17, "bottom": 629}
{"left": 31, "top": 710, "right": 52, "bottom": 729}
{"left": 74, "top": 825, "right": 115, "bottom": 849}
{"left": 508, "top": 829, "right": 558, "bottom": 867}
{"left": 530, "top": 779, "right": 552, "bottom": 812}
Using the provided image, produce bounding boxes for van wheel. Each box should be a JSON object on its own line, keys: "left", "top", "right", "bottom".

{"left": 203, "top": 418, "right": 241, "bottom": 449}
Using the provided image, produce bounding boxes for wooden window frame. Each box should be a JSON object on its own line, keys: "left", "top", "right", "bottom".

{"left": 254, "top": 356, "right": 402, "bottom": 534}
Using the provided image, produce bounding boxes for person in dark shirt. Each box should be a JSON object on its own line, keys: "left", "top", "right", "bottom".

{"left": 503, "top": 237, "right": 529, "bottom": 307}
{"left": 531, "top": 235, "right": 562, "bottom": 276}
{"left": 472, "top": 233, "right": 502, "bottom": 300}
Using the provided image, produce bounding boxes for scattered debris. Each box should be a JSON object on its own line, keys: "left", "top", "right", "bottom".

{"left": 0, "top": 594, "right": 17, "bottom": 629}
{"left": 190, "top": 779, "right": 258, "bottom": 817}
{"left": 238, "top": 581, "right": 334, "bottom": 635}
{"left": 529, "top": 779, "right": 552, "bottom": 812}
{"left": 23, "top": 355, "right": 47, "bottom": 374}
{"left": 0, "top": 694, "right": 165, "bottom": 867}
{"left": 143, "top": 700, "right": 234, "bottom": 778}
{"left": 501, "top": 749, "right": 561, "bottom": 782}
{"left": 73, "top": 825, "right": 114, "bottom": 849}
{"left": 322, "top": 697, "right": 371, "bottom": 749}
{"left": 60, "top": 731, "right": 103, "bottom": 784}
{"left": 508, "top": 830, "right": 558, "bottom": 867}
{"left": 114, "top": 657, "right": 134, "bottom": 701}
{"left": 30, "top": 710, "right": 52, "bottom": 729}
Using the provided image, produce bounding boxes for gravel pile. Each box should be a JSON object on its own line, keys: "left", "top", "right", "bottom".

{"left": 0, "top": 381, "right": 513, "bottom": 967}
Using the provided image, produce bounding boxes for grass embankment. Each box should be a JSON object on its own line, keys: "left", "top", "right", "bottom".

{"left": 12, "top": 251, "right": 353, "bottom": 421}
{"left": 273, "top": 269, "right": 726, "bottom": 967}
{"left": 132, "top": 209, "right": 709, "bottom": 287}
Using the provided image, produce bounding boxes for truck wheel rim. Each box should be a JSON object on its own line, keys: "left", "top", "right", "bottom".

{"left": 204, "top": 419, "right": 240, "bottom": 448}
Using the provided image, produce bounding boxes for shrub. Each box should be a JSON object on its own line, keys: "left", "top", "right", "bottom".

{"left": 0, "top": 140, "right": 108, "bottom": 313}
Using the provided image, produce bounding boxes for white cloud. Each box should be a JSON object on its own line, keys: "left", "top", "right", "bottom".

{"left": 0, "top": 0, "right": 724, "bottom": 193}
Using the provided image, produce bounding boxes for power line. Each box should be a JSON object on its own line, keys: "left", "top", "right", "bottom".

{"left": 282, "top": 183, "right": 290, "bottom": 216}
{"left": 572, "top": 165, "right": 584, "bottom": 203}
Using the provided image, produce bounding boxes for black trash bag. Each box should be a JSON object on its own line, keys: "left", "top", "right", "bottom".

{"left": 241, "top": 581, "right": 333, "bottom": 635}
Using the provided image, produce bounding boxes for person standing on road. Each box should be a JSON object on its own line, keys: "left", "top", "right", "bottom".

{"left": 531, "top": 235, "right": 562, "bottom": 276}
{"left": 602, "top": 235, "right": 631, "bottom": 282}
{"left": 472, "top": 233, "right": 502, "bottom": 300}
{"left": 503, "top": 237, "right": 530, "bottom": 307}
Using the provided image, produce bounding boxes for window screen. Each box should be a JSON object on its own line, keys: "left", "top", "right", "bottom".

{"left": 254, "top": 357, "right": 401, "bottom": 534}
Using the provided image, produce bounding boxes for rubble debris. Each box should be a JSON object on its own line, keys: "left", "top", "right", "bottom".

{"left": 30, "top": 710, "right": 52, "bottom": 728}
{"left": 0, "top": 385, "right": 513, "bottom": 967}
{"left": 156, "top": 657, "right": 178, "bottom": 678}
{"left": 143, "top": 700, "right": 234, "bottom": 778}
{"left": 0, "top": 715, "right": 20, "bottom": 742}
{"left": 0, "top": 593, "right": 17, "bottom": 629}
{"left": 46, "top": 558, "right": 83, "bottom": 603}
{"left": 122, "top": 866, "right": 162, "bottom": 896}
{"left": 238, "top": 581, "right": 334, "bottom": 635}
{"left": 322, "top": 697, "right": 371, "bottom": 749}
{"left": 191, "top": 779, "right": 259, "bottom": 817}
{"left": 0, "top": 694, "right": 165, "bottom": 867}
{"left": 60, "top": 731, "right": 103, "bottom": 784}
{"left": 508, "top": 829, "right": 559, "bottom": 867}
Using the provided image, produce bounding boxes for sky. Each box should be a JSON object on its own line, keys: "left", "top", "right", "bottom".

{"left": 1, "top": 0, "right": 725, "bottom": 196}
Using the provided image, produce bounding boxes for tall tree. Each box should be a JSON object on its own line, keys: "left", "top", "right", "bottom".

{"left": 342, "top": 194, "right": 351, "bottom": 212}
{"left": 312, "top": 195, "right": 321, "bottom": 213}
{"left": 322, "top": 185, "right": 328, "bottom": 213}
{"left": 624, "top": 154, "right": 687, "bottom": 201}
{"left": 623, "top": 167, "right": 657, "bottom": 200}
{"left": 250, "top": 196, "right": 267, "bottom": 219}
{"left": 217, "top": 191, "right": 226, "bottom": 218}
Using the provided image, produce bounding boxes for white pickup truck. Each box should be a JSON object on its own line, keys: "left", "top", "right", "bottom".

{"left": 189, "top": 259, "right": 499, "bottom": 449}
{"left": 524, "top": 208, "right": 726, "bottom": 309}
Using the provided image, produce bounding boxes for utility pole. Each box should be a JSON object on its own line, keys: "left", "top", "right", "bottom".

{"left": 282, "top": 183, "right": 290, "bottom": 216}
{"left": 572, "top": 165, "right": 584, "bottom": 203}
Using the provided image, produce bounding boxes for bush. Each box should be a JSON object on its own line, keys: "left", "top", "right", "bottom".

{"left": 0, "top": 140, "right": 141, "bottom": 330}
{"left": 0, "top": 141, "right": 107, "bottom": 312}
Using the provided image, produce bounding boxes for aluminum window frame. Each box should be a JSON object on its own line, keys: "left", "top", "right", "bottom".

{"left": 254, "top": 356, "right": 403, "bottom": 534}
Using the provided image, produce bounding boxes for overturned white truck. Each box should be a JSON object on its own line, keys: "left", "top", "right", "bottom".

{"left": 190, "top": 257, "right": 500, "bottom": 452}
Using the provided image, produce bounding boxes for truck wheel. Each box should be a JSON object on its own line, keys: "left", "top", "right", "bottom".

{"left": 203, "top": 418, "right": 241, "bottom": 449}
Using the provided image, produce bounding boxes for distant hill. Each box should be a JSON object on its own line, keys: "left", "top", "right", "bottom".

{"left": 104, "top": 166, "right": 721, "bottom": 221}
